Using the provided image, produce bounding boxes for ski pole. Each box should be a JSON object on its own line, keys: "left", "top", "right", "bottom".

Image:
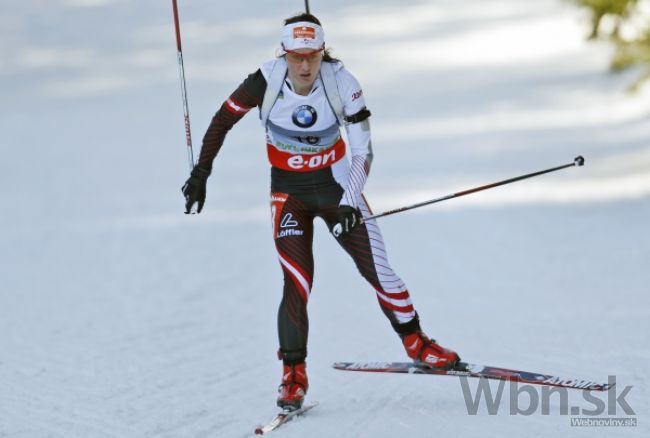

{"left": 305, "top": 0, "right": 311, "bottom": 14}
{"left": 171, "top": 0, "right": 195, "bottom": 172}
{"left": 364, "top": 156, "right": 585, "bottom": 222}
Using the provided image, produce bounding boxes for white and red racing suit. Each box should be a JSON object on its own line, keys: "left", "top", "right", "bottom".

{"left": 197, "top": 60, "right": 424, "bottom": 364}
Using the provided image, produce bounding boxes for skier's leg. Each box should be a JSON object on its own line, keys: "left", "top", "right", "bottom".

{"left": 326, "top": 194, "right": 460, "bottom": 369}
{"left": 324, "top": 194, "right": 416, "bottom": 327}
{"left": 271, "top": 192, "right": 314, "bottom": 409}
{"left": 271, "top": 192, "right": 314, "bottom": 366}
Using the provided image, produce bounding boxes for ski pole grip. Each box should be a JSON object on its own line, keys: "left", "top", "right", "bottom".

{"left": 574, "top": 156, "right": 585, "bottom": 166}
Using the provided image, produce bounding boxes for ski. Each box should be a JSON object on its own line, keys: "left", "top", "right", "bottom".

{"left": 333, "top": 362, "right": 613, "bottom": 391}
{"left": 254, "top": 402, "right": 318, "bottom": 435}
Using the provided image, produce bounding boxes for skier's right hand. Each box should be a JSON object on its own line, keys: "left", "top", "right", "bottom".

{"left": 332, "top": 205, "right": 361, "bottom": 238}
{"left": 181, "top": 165, "right": 210, "bottom": 214}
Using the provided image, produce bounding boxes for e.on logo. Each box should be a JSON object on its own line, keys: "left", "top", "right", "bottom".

{"left": 288, "top": 149, "right": 337, "bottom": 170}
{"left": 267, "top": 140, "right": 346, "bottom": 172}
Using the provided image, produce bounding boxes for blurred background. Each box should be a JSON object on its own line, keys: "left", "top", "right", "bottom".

{"left": 1, "top": 1, "right": 648, "bottom": 437}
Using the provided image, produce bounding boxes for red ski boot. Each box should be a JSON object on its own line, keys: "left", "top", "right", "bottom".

{"left": 277, "top": 362, "right": 308, "bottom": 411}
{"left": 402, "top": 331, "right": 460, "bottom": 370}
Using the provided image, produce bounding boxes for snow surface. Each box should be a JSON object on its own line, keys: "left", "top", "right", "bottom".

{"left": 1, "top": 0, "right": 649, "bottom": 437}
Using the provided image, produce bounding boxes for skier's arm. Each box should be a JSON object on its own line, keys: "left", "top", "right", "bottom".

{"left": 338, "top": 69, "right": 373, "bottom": 208}
{"left": 182, "top": 69, "right": 265, "bottom": 214}
{"left": 196, "top": 69, "right": 266, "bottom": 170}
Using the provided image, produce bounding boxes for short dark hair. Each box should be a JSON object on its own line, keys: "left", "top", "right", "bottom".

{"left": 282, "top": 13, "right": 339, "bottom": 63}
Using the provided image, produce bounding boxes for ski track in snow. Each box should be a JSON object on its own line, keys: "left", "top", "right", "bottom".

{"left": 1, "top": 0, "right": 649, "bottom": 437}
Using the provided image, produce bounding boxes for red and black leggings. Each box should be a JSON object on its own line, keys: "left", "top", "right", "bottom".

{"left": 271, "top": 181, "right": 419, "bottom": 365}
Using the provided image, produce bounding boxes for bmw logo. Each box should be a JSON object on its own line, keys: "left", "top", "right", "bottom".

{"left": 292, "top": 105, "right": 317, "bottom": 128}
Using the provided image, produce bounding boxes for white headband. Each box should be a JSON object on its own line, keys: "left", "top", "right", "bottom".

{"left": 281, "top": 21, "right": 325, "bottom": 52}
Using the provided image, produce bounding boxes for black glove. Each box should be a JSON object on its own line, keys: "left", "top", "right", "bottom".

{"left": 181, "top": 165, "right": 211, "bottom": 214}
{"left": 332, "top": 205, "right": 361, "bottom": 237}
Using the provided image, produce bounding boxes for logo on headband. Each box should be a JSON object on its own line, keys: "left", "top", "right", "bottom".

{"left": 293, "top": 26, "right": 316, "bottom": 40}
{"left": 292, "top": 105, "right": 317, "bottom": 128}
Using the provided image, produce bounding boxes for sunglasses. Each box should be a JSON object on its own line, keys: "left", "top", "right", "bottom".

{"left": 284, "top": 48, "right": 324, "bottom": 64}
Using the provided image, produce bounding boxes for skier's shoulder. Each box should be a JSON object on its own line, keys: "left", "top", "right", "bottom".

{"left": 327, "top": 60, "right": 348, "bottom": 78}
{"left": 327, "top": 61, "right": 356, "bottom": 85}
{"left": 240, "top": 65, "right": 269, "bottom": 102}
{"left": 328, "top": 61, "right": 365, "bottom": 108}
{"left": 259, "top": 58, "right": 284, "bottom": 81}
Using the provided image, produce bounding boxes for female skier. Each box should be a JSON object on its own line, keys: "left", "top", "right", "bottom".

{"left": 182, "top": 12, "right": 460, "bottom": 410}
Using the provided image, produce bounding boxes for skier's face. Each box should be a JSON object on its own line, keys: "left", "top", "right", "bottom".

{"left": 285, "top": 48, "right": 323, "bottom": 94}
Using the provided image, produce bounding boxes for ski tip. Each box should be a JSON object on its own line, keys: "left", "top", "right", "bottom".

{"left": 603, "top": 382, "right": 616, "bottom": 391}
{"left": 254, "top": 401, "right": 319, "bottom": 435}
{"left": 333, "top": 362, "right": 358, "bottom": 370}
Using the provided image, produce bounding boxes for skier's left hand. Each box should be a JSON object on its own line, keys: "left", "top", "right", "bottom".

{"left": 332, "top": 205, "right": 361, "bottom": 237}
